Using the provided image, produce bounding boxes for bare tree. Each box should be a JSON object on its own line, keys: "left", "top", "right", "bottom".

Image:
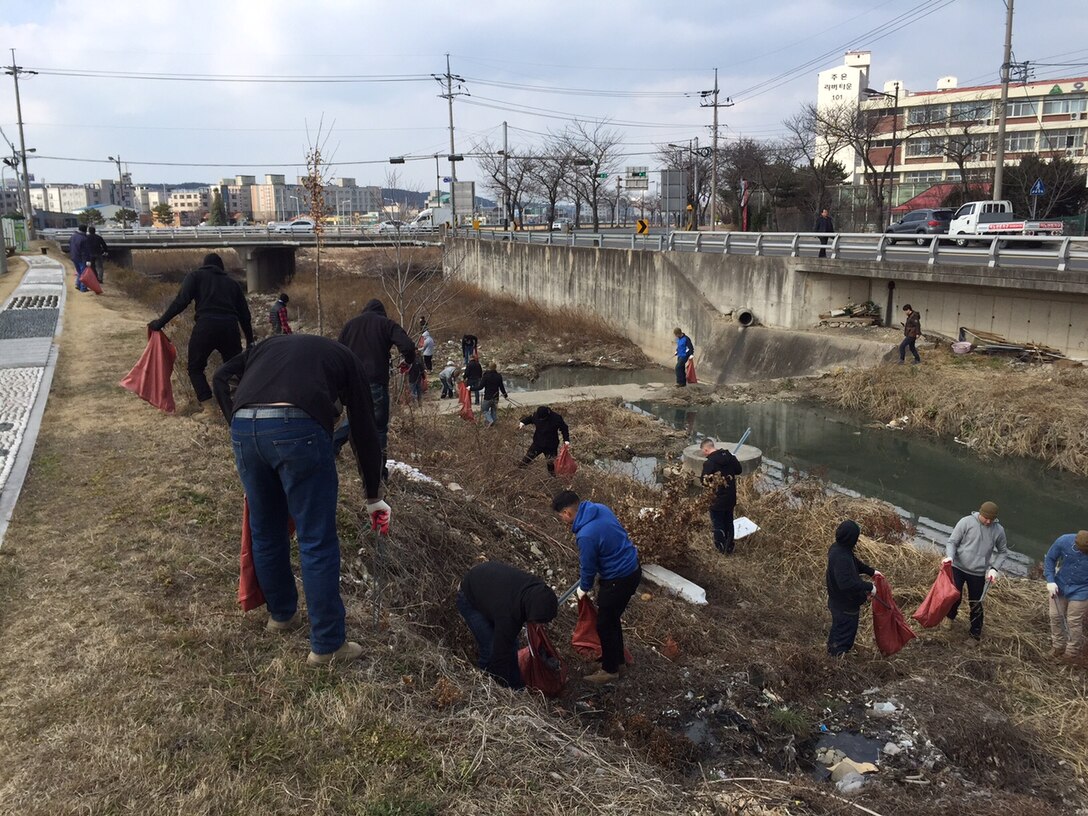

{"left": 561, "top": 122, "right": 622, "bottom": 231}
{"left": 525, "top": 136, "right": 572, "bottom": 226}
{"left": 782, "top": 108, "right": 850, "bottom": 218}
{"left": 473, "top": 138, "right": 537, "bottom": 227}
{"left": 301, "top": 118, "right": 334, "bottom": 334}
{"left": 937, "top": 98, "right": 994, "bottom": 199}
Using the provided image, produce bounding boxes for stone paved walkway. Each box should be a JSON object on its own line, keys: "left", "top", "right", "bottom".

{"left": 0, "top": 255, "right": 66, "bottom": 545}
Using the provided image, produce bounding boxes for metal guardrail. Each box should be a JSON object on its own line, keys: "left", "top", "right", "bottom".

{"left": 39, "top": 224, "right": 444, "bottom": 246}
{"left": 473, "top": 229, "right": 1088, "bottom": 272}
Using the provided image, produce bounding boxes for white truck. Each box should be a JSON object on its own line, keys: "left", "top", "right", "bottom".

{"left": 407, "top": 207, "right": 453, "bottom": 232}
{"left": 947, "top": 200, "right": 1063, "bottom": 246}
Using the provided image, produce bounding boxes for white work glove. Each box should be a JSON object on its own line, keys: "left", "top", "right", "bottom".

{"left": 366, "top": 500, "right": 391, "bottom": 535}
{"left": 941, "top": 557, "right": 953, "bottom": 564}
{"left": 870, "top": 584, "right": 877, "bottom": 596}
{"left": 1047, "top": 582, "right": 1060, "bottom": 598}
{"left": 874, "top": 570, "right": 883, "bottom": 577}
{"left": 563, "top": 440, "right": 570, "bottom": 446}
{"left": 576, "top": 587, "right": 588, "bottom": 600}
{"left": 518, "top": 422, "right": 525, "bottom": 429}
{"left": 985, "top": 568, "right": 999, "bottom": 584}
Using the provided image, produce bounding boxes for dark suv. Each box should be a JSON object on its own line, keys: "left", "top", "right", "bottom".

{"left": 886, "top": 208, "right": 953, "bottom": 245}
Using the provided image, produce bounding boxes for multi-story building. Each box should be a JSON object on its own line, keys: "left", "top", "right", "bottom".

{"left": 210, "top": 175, "right": 257, "bottom": 221}
{"left": 168, "top": 187, "right": 210, "bottom": 225}
{"left": 817, "top": 52, "right": 1088, "bottom": 204}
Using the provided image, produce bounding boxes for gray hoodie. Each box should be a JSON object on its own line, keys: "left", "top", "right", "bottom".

{"left": 946, "top": 511, "right": 1008, "bottom": 576}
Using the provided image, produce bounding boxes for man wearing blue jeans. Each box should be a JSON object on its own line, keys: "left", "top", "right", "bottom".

{"left": 213, "top": 334, "right": 391, "bottom": 667}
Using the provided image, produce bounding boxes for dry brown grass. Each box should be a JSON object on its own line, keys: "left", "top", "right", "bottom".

{"left": 823, "top": 348, "right": 1088, "bottom": 476}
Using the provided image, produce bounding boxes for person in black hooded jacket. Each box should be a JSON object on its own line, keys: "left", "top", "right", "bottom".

{"left": 825, "top": 519, "right": 879, "bottom": 656}
{"left": 457, "top": 561, "right": 559, "bottom": 688}
{"left": 700, "top": 438, "right": 744, "bottom": 554}
{"left": 336, "top": 298, "right": 416, "bottom": 455}
{"left": 518, "top": 405, "right": 570, "bottom": 476}
{"left": 148, "top": 252, "right": 254, "bottom": 407}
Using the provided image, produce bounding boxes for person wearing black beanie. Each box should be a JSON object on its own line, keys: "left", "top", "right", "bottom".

{"left": 148, "top": 252, "right": 255, "bottom": 410}
{"left": 825, "top": 519, "right": 879, "bottom": 657}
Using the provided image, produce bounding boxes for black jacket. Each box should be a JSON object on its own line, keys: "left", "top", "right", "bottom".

{"left": 337, "top": 299, "right": 416, "bottom": 386}
{"left": 701, "top": 448, "right": 743, "bottom": 511}
{"left": 87, "top": 233, "right": 108, "bottom": 258}
{"left": 520, "top": 406, "right": 569, "bottom": 455}
{"left": 155, "top": 264, "right": 254, "bottom": 343}
{"left": 814, "top": 215, "right": 835, "bottom": 233}
{"left": 464, "top": 360, "right": 483, "bottom": 383}
{"left": 212, "top": 334, "right": 383, "bottom": 500}
{"left": 826, "top": 520, "right": 875, "bottom": 609}
{"left": 480, "top": 369, "right": 507, "bottom": 400}
{"left": 461, "top": 334, "right": 478, "bottom": 355}
{"left": 460, "top": 561, "right": 558, "bottom": 688}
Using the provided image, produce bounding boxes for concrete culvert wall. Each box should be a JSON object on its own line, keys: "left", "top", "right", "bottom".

{"left": 737, "top": 308, "right": 756, "bottom": 327}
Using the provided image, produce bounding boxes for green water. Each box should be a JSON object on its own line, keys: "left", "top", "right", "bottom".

{"left": 639, "top": 399, "right": 1086, "bottom": 565}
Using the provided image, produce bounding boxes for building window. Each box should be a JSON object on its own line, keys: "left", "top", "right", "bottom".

{"left": 950, "top": 101, "right": 991, "bottom": 122}
{"left": 907, "top": 104, "right": 946, "bottom": 125}
{"left": 1039, "top": 129, "right": 1085, "bottom": 150}
{"left": 1042, "top": 96, "right": 1088, "bottom": 116}
{"left": 1005, "top": 99, "right": 1039, "bottom": 118}
{"left": 905, "top": 138, "right": 942, "bottom": 157}
{"left": 1004, "top": 131, "right": 1037, "bottom": 152}
{"left": 903, "top": 170, "right": 945, "bottom": 182}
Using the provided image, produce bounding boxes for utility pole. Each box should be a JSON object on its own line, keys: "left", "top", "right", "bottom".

{"left": 502, "top": 120, "right": 510, "bottom": 230}
{"left": 108, "top": 154, "right": 126, "bottom": 229}
{"left": 434, "top": 55, "right": 467, "bottom": 229}
{"left": 700, "top": 69, "right": 733, "bottom": 230}
{"left": 992, "top": 0, "right": 1015, "bottom": 201}
{"left": 6, "top": 49, "right": 37, "bottom": 239}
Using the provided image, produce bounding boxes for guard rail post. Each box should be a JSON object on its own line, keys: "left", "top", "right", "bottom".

{"left": 667, "top": 232, "right": 676, "bottom": 251}
{"left": 987, "top": 237, "right": 1000, "bottom": 269}
{"left": 789, "top": 233, "right": 800, "bottom": 258}
{"left": 753, "top": 233, "right": 764, "bottom": 256}
{"left": 722, "top": 232, "right": 731, "bottom": 255}
{"left": 694, "top": 232, "right": 703, "bottom": 252}
{"left": 1057, "top": 237, "right": 1071, "bottom": 272}
{"left": 927, "top": 235, "right": 940, "bottom": 267}
{"left": 830, "top": 234, "right": 841, "bottom": 259}
{"left": 874, "top": 234, "right": 887, "bottom": 263}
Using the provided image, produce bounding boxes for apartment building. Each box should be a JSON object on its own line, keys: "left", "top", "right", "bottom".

{"left": 817, "top": 52, "right": 1088, "bottom": 192}
{"left": 168, "top": 187, "right": 210, "bottom": 225}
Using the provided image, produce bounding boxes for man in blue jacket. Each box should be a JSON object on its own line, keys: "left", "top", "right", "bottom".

{"left": 672, "top": 327, "right": 694, "bottom": 387}
{"left": 1044, "top": 530, "right": 1088, "bottom": 663}
{"left": 553, "top": 490, "right": 641, "bottom": 684}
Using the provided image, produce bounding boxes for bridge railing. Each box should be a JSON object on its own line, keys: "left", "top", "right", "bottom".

{"left": 40, "top": 224, "right": 445, "bottom": 242}
{"left": 471, "top": 229, "right": 1088, "bottom": 272}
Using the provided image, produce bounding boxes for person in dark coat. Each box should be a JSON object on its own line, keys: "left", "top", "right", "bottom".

{"left": 518, "top": 406, "right": 570, "bottom": 476}
{"left": 86, "top": 226, "right": 108, "bottom": 283}
{"left": 212, "top": 334, "right": 389, "bottom": 667}
{"left": 461, "top": 333, "right": 478, "bottom": 366}
{"left": 898, "top": 303, "right": 921, "bottom": 364}
{"left": 463, "top": 356, "right": 483, "bottom": 405}
{"left": 700, "top": 438, "right": 743, "bottom": 554}
{"left": 814, "top": 208, "right": 834, "bottom": 258}
{"left": 457, "top": 561, "right": 559, "bottom": 688}
{"left": 336, "top": 298, "right": 416, "bottom": 456}
{"left": 148, "top": 252, "right": 255, "bottom": 408}
{"left": 479, "top": 362, "right": 508, "bottom": 426}
{"left": 825, "top": 519, "right": 878, "bottom": 656}
{"left": 268, "top": 293, "right": 291, "bottom": 335}
{"left": 68, "top": 224, "right": 90, "bottom": 291}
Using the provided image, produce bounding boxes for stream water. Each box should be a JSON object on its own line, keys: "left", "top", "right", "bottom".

{"left": 637, "top": 399, "right": 1086, "bottom": 566}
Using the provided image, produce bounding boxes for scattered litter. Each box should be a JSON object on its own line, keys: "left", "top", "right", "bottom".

{"left": 959, "top": 326, "right": 1068, "bottom": 362}
{"left": 641, "top": 564, "right": 708, "bottom": 605}
{"left": 734, "top": 516, "right": 759, "bottom": 540}
{"left": 835, "top": 771, "right": 868, "bottom": 794}
{"left": 829, "top": 758, "right": 878, "bottom": 782}
{"left": 386, "top": 459, "right": 439, "bottom": 485}
{"left": 883, "top": 742, "right": 901, "bottom": 756}
{"left": 868, "top": 701, "right": 897, "bottom": 718}
{"left": 885, "top": 416, "right": 909, "bottom": 430}
{"left": 447, "top": 482, "right": 463, "bottom": 491}
{"left": 819, "top": 301, "right": 882, "bottom": 328}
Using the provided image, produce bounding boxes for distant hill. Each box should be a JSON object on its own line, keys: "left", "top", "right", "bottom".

{"left": 382, "top": 187, "right": 496, "bottom": 211}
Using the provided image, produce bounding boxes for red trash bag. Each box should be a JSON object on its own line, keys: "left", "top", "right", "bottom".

{"left": 457, "top": 381, "right": 476, "bottom": 422}
{"left": 871, "top": 573, "right": 916, "bottom": 656}
{"left": 238, "top": 498, "right": 266, "bottom": 612}
{"left": 554, "top": 444, "right": 577, "bottom": 477}
{"left": 517, "top": 622, "right": 568, "bottom": 697}
{"left": 685, "top": 357, "right": 698, "bottom": 384}
{"left": 571, "top": 596, "right": 634, "bottom": 665}
{"left": 80, "top": 265, "right": 103, "bottom": 294}
{"left": 119, "top": 328, "right": 177, "bottom": 413}
{"left": 911, "top": 561, "right": 962, "bottom": 628}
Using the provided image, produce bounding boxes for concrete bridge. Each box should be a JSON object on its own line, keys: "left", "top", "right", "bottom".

{"left": 446, "top": 236, "right": 1088, "bottom": 383}
{"left": 45, "top": 226, "right": 441, "bottom": 292}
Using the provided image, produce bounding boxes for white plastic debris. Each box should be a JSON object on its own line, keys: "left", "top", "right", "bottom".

{"left": 734, "top": 516, "right": 759, "bottom": 540}
{"left": 641, "top": 564, "right": 708, "bottom": 605}
{"left": 385, "top": 459, "right": 439, "bottom": 485}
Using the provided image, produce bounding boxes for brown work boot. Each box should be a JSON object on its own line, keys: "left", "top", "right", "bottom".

{"left": 266, "top": 611, "right": 304, "bottom": 633}
{"left": 584, "top": 669, "right": 620, "bottom": 685}
{"left": 307, "top": 641, "right": 363, "bottom": 667}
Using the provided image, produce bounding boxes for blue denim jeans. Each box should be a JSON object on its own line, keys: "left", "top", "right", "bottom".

{"left": 481, "top": 397, "right": 498, "bottom": 425}
{"left": 333, "top": 381, "right": 389, "bottom": 456}
{"left": 231, "top": 412, "right": 345, "bottom": 654}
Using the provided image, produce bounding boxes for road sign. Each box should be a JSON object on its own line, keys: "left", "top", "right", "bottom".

{"left": 1030, "top": 178, "right": 1046, "bottom": 196}
{"left": 597, "top": 173, "right": 609, "bottom": 179}
{"left": 636, "top": 219, "right": 649, "bottom": 235}
{"left": 442, "top": 176, "right": 452, "bottom": 183}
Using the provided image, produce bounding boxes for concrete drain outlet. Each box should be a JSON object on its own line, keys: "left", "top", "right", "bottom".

{"left": 7, "top": 295, "right": 60, "bottom": 310}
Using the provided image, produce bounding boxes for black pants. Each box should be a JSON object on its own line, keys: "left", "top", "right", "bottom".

{"left": 90, "top": 257, "right": 104, "bottom": 283}
{"left": 597, "top": 566, "right": 641, "bottom": 673}
{"left": 520, "top": 445, "right": 557, "bottom": 476}
{"left": 675, "top": 358, "right": 688, "bottom": 386}
{"left": 827, "top": 601, "right": 862, "bottom": 656}
{"left": 899, "top": 336, "right": 920, "bottom": 362}
{"left": 948, "top": 567, "right": 986, "bottom": 638}
{"left": 188, "top": 319, "right": 243, "bottom": 402}
{"left": 423, "top": 355, "right": 433, "bottom": 372}
{"left": 709, "top": 506, "right": 735, "bottom": 554}
{"left": 818, "top": 236, "right": 829, "bottom": 258}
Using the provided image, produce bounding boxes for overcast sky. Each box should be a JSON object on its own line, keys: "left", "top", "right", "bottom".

{"left": 1, "top": 0, "right": 1085, "bottom": 192}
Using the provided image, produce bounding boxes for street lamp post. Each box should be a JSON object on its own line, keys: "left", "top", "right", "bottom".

{"left": 864, "top": 82, "right": 900, "bottom": 229}
{"left": 108, "top": 155, "right": 127, "bottom": 229}
{"left": 289, "top": 195, "right": 300, "bottom": 218}
{"left": 667, "top": 139, "right": 699, "bottom": 229}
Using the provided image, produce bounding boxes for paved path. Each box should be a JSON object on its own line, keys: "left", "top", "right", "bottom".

{"left": 433, "top": 380, "right": 675, "bottom": 415}
{"left": 0, "top": 255, "right": 66, "bottom": 545}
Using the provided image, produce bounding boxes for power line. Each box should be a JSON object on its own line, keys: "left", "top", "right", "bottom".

{"left": 30, "top": 67, "right": 434, "bottom": 84}
{"left": 461, "top": 76, "right": 694, "bottom": 98}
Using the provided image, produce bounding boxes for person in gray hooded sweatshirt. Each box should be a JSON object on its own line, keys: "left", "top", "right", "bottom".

{"left": 944, "top": 500, "right": 1008, "bottom": 640}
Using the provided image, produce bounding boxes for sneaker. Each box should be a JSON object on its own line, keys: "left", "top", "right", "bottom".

{"left": 307, "top": 641, "right": 364, "bottom": 667}
{"left": 266, "top": 611, "right": 304, "bottom": 633}
{"left": 583, "top": 669, "right": 620, "bottom": 685}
